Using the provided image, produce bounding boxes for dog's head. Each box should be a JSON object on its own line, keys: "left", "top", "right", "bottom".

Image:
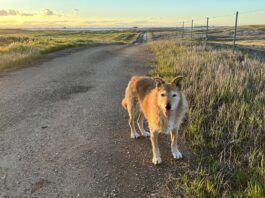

{"left": 154, "top": 76, "right": 184, "bottom": 118}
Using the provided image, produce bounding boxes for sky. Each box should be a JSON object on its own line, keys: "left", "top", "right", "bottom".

{"left": 0, "top": 0, "right": 265, "bottom": 28}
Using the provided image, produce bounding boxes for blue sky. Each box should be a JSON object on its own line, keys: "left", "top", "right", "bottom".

{"left": 0, "top": 0, "right": 265, "bottom": 28}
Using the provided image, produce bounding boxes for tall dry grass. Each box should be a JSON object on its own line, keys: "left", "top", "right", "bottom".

{"left": 149, "top": 40, "right": 265, "bottom": 196}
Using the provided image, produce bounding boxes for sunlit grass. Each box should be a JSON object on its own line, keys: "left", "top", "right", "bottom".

{"left": 0, "top": 29, "right": 138, "bottom": 71}
{"left": 149, "top": 40, "right": 265, "bottom": 196}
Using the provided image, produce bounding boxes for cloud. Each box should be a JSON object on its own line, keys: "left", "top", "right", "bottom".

{"left": 68, "top": 9, "right": 80, "bottom": 17}
{"left": 40, "top": 9, "right": 55, "bottom": 16}
{"left": 6, "top": 9, "right": 20, "bottom": 15}
{"left": 146, "top": 17, "right": 163, "bottom": 20}
{"left": 21, "top": 13, "right": 34, "bottom": 16}
{"left": 0, "top": 9, "right": 34, "bottom": 16}
{"left": 0, "top": 9, "right": 19, "bottom": 16}
{"left": 37, "top": 9, "right": 65, "bottom": 17}
{"left": 0, "top": 8, "right": 70, "bottom": 19}
{"left": 0, "top": 9, "right": 177, "bottom": 28}
{"left": 0, "top": 10, "right": 8, "bottom": 16}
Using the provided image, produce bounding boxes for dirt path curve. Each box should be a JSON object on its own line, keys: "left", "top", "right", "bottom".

{"left": 0, "top": 41, "right": 185, "bottom": 197}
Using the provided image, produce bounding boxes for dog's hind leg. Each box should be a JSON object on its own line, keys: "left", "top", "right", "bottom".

{"left": 129, "top": 113, "right": 140, "bottom": 139}
{"left": 137, "top": 113, "right": 150, "bottom": 137}
{"left": 127, "top": 99, "right": 140, "bottom": 139}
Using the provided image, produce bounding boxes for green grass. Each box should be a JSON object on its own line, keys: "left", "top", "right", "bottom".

{"left": 149, "top": 40, "right": 265, "bottom": 197}
{"left": 0, "top": 29, "right": 138, "bottom": 71}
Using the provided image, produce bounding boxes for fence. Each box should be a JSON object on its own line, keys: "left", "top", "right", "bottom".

{"left": 152, "top": 9, "right": 265, "bottom": 54}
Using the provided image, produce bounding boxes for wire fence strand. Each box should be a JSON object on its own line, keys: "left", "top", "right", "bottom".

{"left": 172, "top": 9, "right": 265, "bottom": 53}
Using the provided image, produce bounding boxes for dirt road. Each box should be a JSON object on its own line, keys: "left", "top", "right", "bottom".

{"left": 0, "top": 41, "right": 185, "bottom": 197}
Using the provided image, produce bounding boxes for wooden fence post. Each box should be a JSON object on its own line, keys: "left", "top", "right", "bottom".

{"left": 182, "top": 21, "right": 185, "bottom": 39}
{"left": 233, "top": 11, "right": 239, "bottom": 53}
{"left": 205, "top": 17, "right": 209, "bottom": 47}
{"left": 191, "top": 19, "right": 193, "bottom": 40}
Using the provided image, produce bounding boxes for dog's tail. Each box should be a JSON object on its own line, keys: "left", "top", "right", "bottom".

{"left": 121, "top": 98, "right": 127, "bottom": 110}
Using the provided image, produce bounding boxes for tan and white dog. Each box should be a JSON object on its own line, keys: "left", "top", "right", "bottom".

{"left": 122, "top": 76, "right": 188, "bottom": 165}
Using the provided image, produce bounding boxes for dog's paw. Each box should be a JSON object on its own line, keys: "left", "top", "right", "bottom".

{"left": 142, "top": 131, "right": 150, "bottom": 137}
{"left": 130, "top": 132, "right": 140, "bottom": 139}
{"left": 172, "top": 150, "right": 183, "bottom": 159}
{"left": 152, "top": 156, "right": 162, "bottom": 165}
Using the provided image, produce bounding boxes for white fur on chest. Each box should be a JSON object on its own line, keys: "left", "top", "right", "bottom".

{"left": 164, "top": 119, "right": 175, "bottom": 135}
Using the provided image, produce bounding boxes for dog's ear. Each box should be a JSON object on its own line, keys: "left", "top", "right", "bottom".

{"left": 153, "top": 77, "right": 165, "bottom": 88}
{"left": 171, "top": 76, "right": 184, "bottom": 89}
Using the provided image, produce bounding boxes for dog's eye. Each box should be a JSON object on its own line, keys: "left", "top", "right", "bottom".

{"left": 172, "top": 94, "right": 177, "bottom": 97}
{"left": 161, "top": 93, "right": 166, "bottom": 97}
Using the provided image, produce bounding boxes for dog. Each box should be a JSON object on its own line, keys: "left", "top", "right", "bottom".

{"left": 122, "top": 76, "right": 188, "bottom": 165}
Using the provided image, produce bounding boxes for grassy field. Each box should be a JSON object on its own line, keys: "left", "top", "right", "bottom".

{"left": 205, "top": 25, "right": 265, "bottom": 50}
{"left": 0, "top": 29, "right": 138, "bottom": 71}
{"left": 149, "top": 25, "right": 265, "bottom": 51}
{"left": 149, "top": 40, "right": 265, "bottom": 197}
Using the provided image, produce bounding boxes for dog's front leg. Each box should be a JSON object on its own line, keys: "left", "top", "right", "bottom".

{"left": 150, "top": 132, "right": 161, "bottom": 165}
{"left": 171, "top": 128, "right": 183, "bottom": 159}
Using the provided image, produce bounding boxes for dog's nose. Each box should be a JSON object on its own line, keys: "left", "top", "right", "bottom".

{"left": 166, "top": 103, "right": 171, "bottom": 110}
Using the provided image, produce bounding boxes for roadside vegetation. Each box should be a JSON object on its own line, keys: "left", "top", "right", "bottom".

{"left": 0, "top": 29, "right": 138, "bottom": 71}
{"left": 149, "top": 40, "right": 265, "bottom": 196}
